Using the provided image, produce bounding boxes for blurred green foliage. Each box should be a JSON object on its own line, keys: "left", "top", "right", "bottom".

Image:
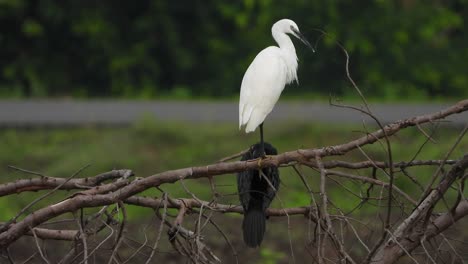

{"left": 0, "top": 1, "right": 467, "bottom": 100}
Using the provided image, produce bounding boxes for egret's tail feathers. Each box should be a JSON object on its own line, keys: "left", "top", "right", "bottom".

{"left": 239, "top": 104, "right": 245, "bottom": 129}
{"left": 240, "top": 105, "right": 254, "bottom": 131}
{"left": 242, "top": 209, "right": 266, "bottom": 248}
{"left": 244, "top": 124, "right": 256, "bottom": 133}
{"left": 244, "top": 110, "right": 267, "bottom": 133}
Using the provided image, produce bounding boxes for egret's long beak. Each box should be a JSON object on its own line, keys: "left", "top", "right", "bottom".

{"left": 292, "top": 28, "right": 315, "bottom": 52}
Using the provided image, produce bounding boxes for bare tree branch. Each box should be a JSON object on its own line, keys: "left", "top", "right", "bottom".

{"left": 0, "top": 169, "right": 134, "bottom": 196}
{"left": 0, "top": 100, "right": 466, "bottom": 263}
{"left": 370, "top": 155, "right": 468, "bottom": 264}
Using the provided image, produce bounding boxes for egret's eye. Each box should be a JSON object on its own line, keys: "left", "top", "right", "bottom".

{"left": 290, "top": 25, "right": 299, "bottom": 35}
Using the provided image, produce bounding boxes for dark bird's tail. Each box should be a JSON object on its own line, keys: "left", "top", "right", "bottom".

{"left": 242, "top": 208, "right": 266, "bottom": 248}
{"left": 237, "top": 142, "right": 280, "bottom": 248}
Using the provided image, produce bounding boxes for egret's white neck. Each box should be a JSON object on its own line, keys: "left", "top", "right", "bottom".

{"left": 273, "top": 31, "right": 296, "bottom": 54}
{"left": 272, "top": 30, "right": 299, "bottom": 83}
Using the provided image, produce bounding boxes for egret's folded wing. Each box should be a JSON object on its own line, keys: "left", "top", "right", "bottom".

{"left": 239, "top": 47, "right": 286, "bottom": 132}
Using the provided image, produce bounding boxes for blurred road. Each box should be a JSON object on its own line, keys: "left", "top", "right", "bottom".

{"left": 0, "top": 100, "right": 466, "bottom": 127}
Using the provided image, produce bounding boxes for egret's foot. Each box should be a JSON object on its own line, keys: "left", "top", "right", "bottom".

{"left": 256, "top": 155, "right": 273, "bottom": 167}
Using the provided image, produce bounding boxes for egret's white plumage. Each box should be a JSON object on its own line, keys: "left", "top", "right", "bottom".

{"left": 239, "top": 19, "right": 309, "bottom": 133}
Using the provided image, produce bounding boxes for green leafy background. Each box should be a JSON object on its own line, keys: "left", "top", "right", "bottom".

{"left": 1, "top": 0, "right": 467, "bottom": 100}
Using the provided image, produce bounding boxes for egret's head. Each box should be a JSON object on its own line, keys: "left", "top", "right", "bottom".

{"left": 273, "top": 19, "right": 315, "bottom": 52}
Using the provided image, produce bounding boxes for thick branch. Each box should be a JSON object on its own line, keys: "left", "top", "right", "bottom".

{"left": 124, "top": 196, "right": 316, "bottom": 218}
{"left": 0, "top": 223, "right": 78, "bottom": 241}
{"left": 0, "top": 170, "right": 132, "bottom": 196}
{"left": 0, "top": 159, "right": 457, "bottom": 197}
{"left": 26, "top": 227, "right": 78, "bottom": 241}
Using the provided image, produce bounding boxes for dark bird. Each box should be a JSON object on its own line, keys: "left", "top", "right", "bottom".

{"left": 237, "top": 142, "right": 280, "bottom": 247}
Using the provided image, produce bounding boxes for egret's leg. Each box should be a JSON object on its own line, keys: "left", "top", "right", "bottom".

{"left": 260, "top": 123, "right": 265, "bottom": 157}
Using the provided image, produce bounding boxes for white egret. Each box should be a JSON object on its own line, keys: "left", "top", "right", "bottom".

{"left": 239, "top": 19, "right": 314, "bottom": 156}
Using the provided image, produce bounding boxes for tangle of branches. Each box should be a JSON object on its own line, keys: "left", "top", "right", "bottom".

{"left": 0, "top": 99, "right": 466, "bottom": 263}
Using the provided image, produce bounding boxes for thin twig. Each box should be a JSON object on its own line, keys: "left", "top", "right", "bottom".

{"left": 107, "top": 202, "right": 127, "bottom": 264}
{"left": 420, "top": 125, "right": 467, "bottom": 202}
{"left": 74, "top": 210, "right": 88, "bottom": 264}
{"left": 145, "top": 193, "right": 168, "bottom": 264}
{"left": 30, "top": 227, "right": 50, "bottom": 264}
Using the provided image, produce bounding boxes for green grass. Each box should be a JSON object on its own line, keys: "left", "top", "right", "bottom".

{"left": 0, "top": 119, "right": 466, "bottom": 221}
{"left": 1, "top": 119, "right": 466, "bottom": 262}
